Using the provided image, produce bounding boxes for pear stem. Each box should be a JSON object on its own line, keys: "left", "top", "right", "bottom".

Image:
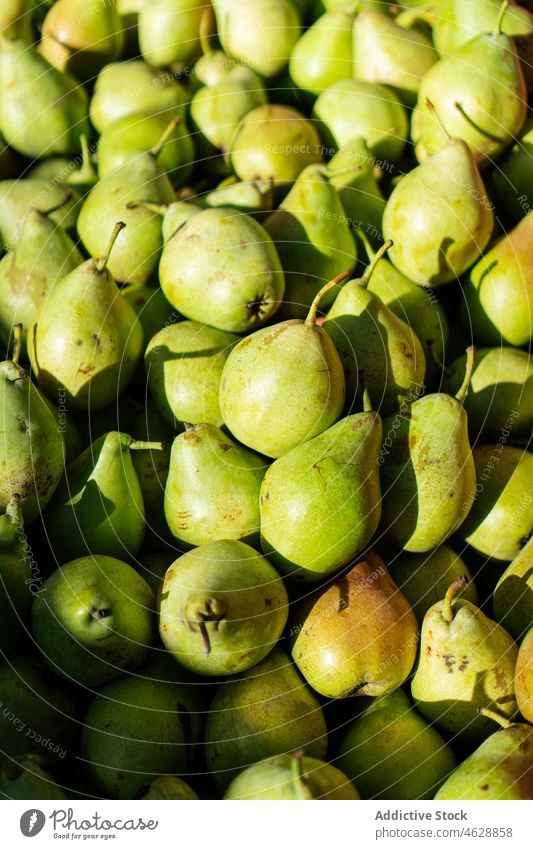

{"left": 324, "top": 164, "right": 362, "bottom": 181}
{"left": 495, "top": 0, "right": 509, "bottom": 34}
{"left": 478, "top": 707, "right": 514, "bottom": 729}
{"left": 40, "top": 192, "right": 73, "bottom": 217}
{"left": 357, "top": 228, "right": 376, "bottom": 263}
{"left": 291, "top": 751, "right": 313, "bottom": 800}
{"left": 360, "top": 239, "right": 393, "bottom": 289}
{"left": 305, "top": 269, "right": 352, "bottom": 327}
{"left": 455, "top": 346, "right": 475, "bottom": 405}
{"left": 441, "top": 576, "right": 469, "bottom": 623}
{"left": 362, "top": 383, "right": 373, "bottom": 413}
{"left": 11, "top": 323, "right": 23, "bottom": 365}
{"left": 96, "top": 222, "right": 125, "bottom": 273}
{"left": 128, "top": 440, "right": 165, "bottom": 451}
{"left": 126, "top": 200, "right": 170, "bottom": 215}
{"left": 183, "top": 423, "right": 195, "bottom": 432}
{"left": 426, "top": 99, "right": 451, "bottom": 143}
{"left": 150, "top": 117, "right": 181, "bottom": 159}
{"left": 198, "top": 620, "right": 211, "bottom": 657}
{"left": 454, "top": 102, "right": 505, "bottom": 142}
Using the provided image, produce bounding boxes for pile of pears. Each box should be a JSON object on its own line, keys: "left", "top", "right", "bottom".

{"left": 0, "top": 0, "right": 532, "bottom": 804}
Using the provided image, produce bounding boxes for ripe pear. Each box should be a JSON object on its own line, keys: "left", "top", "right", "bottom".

{"left": 165, "top": 424, "right": 267, "bottom": 549}
{"left": 432, "top": 0, "right": 533, "bottom": 54}
{"left": 39, "top": 0, "right": 124, "bottom": 82}
{"left": 412, "top": 17, "right": 526, "bottom": 166}
{"left": 204, "top": 177, "right": 274, "bottom": 217}
{"left": 32, "top": 555, "right": 155, "bottom": 687}
{"left": 0, "top": 655, "right": 78, "bottom": 769}
{"left": 261, "top": 408, "right": 382, "bottom": 581}
{"left": 89, "top": 59, "right": 188, "bottom": 133}
{"left": 29, "top": 223, "right": 144, "bottom": 409}
{"left": 130, "top": 404, "right": 174, "bottom": 553}
{"left": 379, "top": 349, "right": 477, "bottom": 552}
{"left": 43, "top": 431, "right": 163, "bottom": 563}
{"left": 230, "top": 104, "right": 323, "bottom": 189}
{"left": 326, "top": 140, "right": 387, "bottom": 248}
{"left": 264, "top": 163, "right": 357, "bottom": 320}
{"left": 0, "top": 206, "right": 83, "bottom": 356}
{"left": 98, "top": 112, "right": 194, "bottom": 186}
{"left": 205, "top": 647, "right": 328, "bottom": 790}
{"left": 412, "top": 578, "right": 519, "bottom": 742}
{"left": 337, "top": 689, "right": 456, "bottom": 799}
{"left": 158, "top": 539, "right": 288, "bottom": 676}
{"left": 141, "top": 775, "right": 199, "bottom": 800}
{"left": 289, "top": 8, "right": 354, "bottom": 95}
{"left": 159, "top": 208, "right": 285, "bottom": 333}
{"left": 145, "top": 322, "right": 238, "bottom": 428}
{"left": 383, "top": 138, "right": 494, "bottom": 286}
{"left": 493, "top": 538, "right": 533, "bottom": 641}
{"left": 492, "top": 116, "right": 533, "bottom": 223}
{"left": 443, "top": 347, "right": 533, "bottom": 440}
{"left": 139, "top": 0, "right": 205, "bottom": 68}
{"left": 516, "top": 627, "right": 533, "bottom": 722}
{"left": 0, "top": 754, "right": 67, "bottom": 800}
{"left": 462, "top": 213, "right": 533, "bottom": 347}
{"left": 81, "top": 653, "right": 204, "bottom": 799}
{"left": 324, "top": 240, "right": 426, "bottom": 415}
{"left": 224, "top": 752, "right": 360, "bottom": 800}
{"left": 0, "top": 329, "right": 65, "bottom": 525}
{"left": 291, "top": 552, "right": 418, "bottom": 698}
{"left": 388, "top": 545, "right": 478, "bottom": 625}
{"left": 0, "top": 0, "right": 34, "bottom": 39}
{"left": 213, "top": 0, "right": 301, "bottom": 79}
{"left": 458, "top": 446, "right": 533, "bottom": 563}
{"left": 434, "top": 709, "right": 533, "bottom": 799}
{"left": 353, "top": 10, "right": 437, "bottom": 106}
{"left": 0, "top": 179, "right": 79, "bottom": 251}
{"left": 0, "top": 36, "right": 89, "bottom": 159}
{"left": 0, "top": 495, "right": 32, "bottom": 654}
{"left": 219, "top": 273, "right": 347, "bottom": 458}
{"left": 312, "top": 79, "right": 408, "bottom": 163}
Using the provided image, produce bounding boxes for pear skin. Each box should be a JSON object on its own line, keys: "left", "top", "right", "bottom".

{"left": 139, "top": 0, "right": 204, "bottom": 68}
{"left": 493, "top": 539, "right": 533, "bottom": 641}
{"left": 515, "top": 627, "right": 533, "bottom": 722}
{"left": 224, "top": 752, "right": 360, "bottom": 800}
{"left": 0, "top": 496, "right": 32, "bottom": 653}
{"left": 0, "top": 754, "right": 67, "bottom": 800}
{"left": 289, "top": 8, "right": 354, "bottom": 95}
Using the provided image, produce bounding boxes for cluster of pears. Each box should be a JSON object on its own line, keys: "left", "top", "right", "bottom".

{"left": 1, "top": 0, "right": 533, "bottom": 806}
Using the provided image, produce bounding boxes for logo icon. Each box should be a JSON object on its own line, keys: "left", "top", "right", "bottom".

{"left": 20, "top": 810, "right": 46, "bottom": 837}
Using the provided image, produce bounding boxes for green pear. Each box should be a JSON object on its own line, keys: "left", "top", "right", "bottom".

{"left": 77, "top": 135, "right": 176, "bottom": 285}
{"left": 157, "top": 199, "right": 204, "bottom": 242}
{"left": 140, "top": 775, "right": 199, "bottom": 800}
{"left": 388, "top": 545, "right": 478, "bottom": 625}
{"left": 412, "top": 578, "right": 519, "bottom": 742}
{"left": 443, "top": 347, "right": 533, "bottom": 440}
{"left": 434, "top": 709, "right": 533, "bottom": 799}
{"left": 337, "top": 689, "right": 456, "bottom": 799}
{"left": 29, "top": 223, "right": 144, "bottom": 409}
{"left": 361, "top": 232, "right": 449, "bottom": 385}
{"left": 0, "top": 179, "right": 80, "bottom": 250}
{"left": 130, "top": 404, "right": 174, "bottom": 553}
{"left": 412, "top": 16, "right": 527, "bottom": 166}
{"left": 457, "top": 446, "right": 533, "bottom": 563}
{"left": 516, "top": 627, "right": 533, "bottom": 722}
{"left": 159, "top": 207, "right": 285, "bottom": 333}
{"left": 0, "top": 496, "right": 32, "bottom": 654}
{"left": 224, "top": 752, "right": 360, "bottom": 800}
{"left": 213, "top": 0, "right": 301, "bottom": 78}
{"left": 353, "top": 9, "right": 437, "bottom": 106}
{"left": 122, "top": 284, "right": 175, "bottom": 346}
{"left": 312, "top": 79, "right": 408, "bottom": 163}
{"left": 81, "top": 652, "right": 204, "bottom": 799}
{"left": 324, "top": 240, "right": 426, "bottom": 415}
{"left": 291, "top": 551, "right": 418, "bottom": 698}
{"left": 0, "top": 754, "right": 67, "bottom": 800}
{"left": 219, "top": 273, "right": 347, "bottom": 458}
{"left": 462, "top": 213, "right": 533, "bottom": 347}
{"left": 379, "top": 349, "right": 477, "bottom": 551}
{"left": 260, "top": 408, "right": 382, "bottom": 581}
{"left": 158, "top": 539, "right": 288, "bottom": 676}
{"left": 382, "top": 138, "right": 494, "bottom": 286}
{"left": 27, "top": 134, "right": 97, "bottom": 196}
{"left": 165, "top": 423, "right": 267, "bottom": 548}
{"left": 98, "top": 112, "right": 194, "bottom": 187}
{"left": 0, "top": 0, "right": 34, "bottom": 39}
{"left": 145, "top": 320, "right": 239, "bottom": 427}
{"left": 39, "top": 0, "right": 124, "bottom": 82}
{"left": 326, "top": 140, "right": 387, "bottom": 248}
{"left": 0, "top": 655, "right": 78, "bottom": 769}
{"left": 43, "top": 431, "right": 163, "bottom": 563}
{"left": 493, "top": 538, "right": 533, "bottom": 641}
{"left": 492, "top": 116, "right": 533, "bottom": 223}
{"left": 289, "top": 8, "right": 354, "bottom": 95}
{"left": 230, "top": 104, "right": 323, "bottom": 189}
{"left": 0, "top": 206, "right": 83, "bottom": 356}
{"left": 90, "top": 59, "right": 188, "bottom": 133}
{"left": 204, "top": 178, "right": 274, "bottom": 217}
{"left": 44, "top": 397, "right": 83, "bottom": 465}
{"left": 0, "top": 36, "right": 89, "bottom": 159}
{"left": 205, "top": 647, "right": 328, "bottom": 790}
{"left": 264, "top": 163, "right": 357, "bottom": 320}
{"left": 0, "top": 329, "right": 65, "bottom": 525}
{"left": 432, "top": 0, "right": 533, "bottom": 55}
{"left": 139, "top": 0, "right": 205, "bottom": 68}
